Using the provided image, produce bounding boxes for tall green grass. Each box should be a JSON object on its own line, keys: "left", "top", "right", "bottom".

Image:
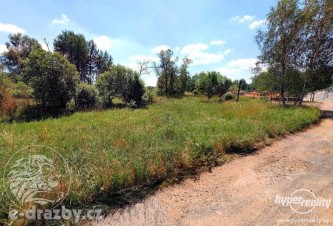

{"left": 0, "top": 97, "right": 320, "bottom": 220}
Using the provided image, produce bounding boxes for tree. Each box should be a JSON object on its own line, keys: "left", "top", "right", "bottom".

{"left": 86, "top": 40, "right": 113, "bottom": 82}
{"left": 123, "top": 73, "right": 145, "bottom": 106}
{"left": 196, "top": 71, "right": 219, "bottom": 100}
{"left": 154, "top": 49, "right": 179, "bottom": 96}
{"left": 0, "top": 33, "right": 42, "bottom": 80}
{"left": 256, "top": 0, "right": 301, "bottom": 106}
{"left": 54, "top": 31, "right": 112, "bottom": 84}
{"left": 256, "top": 0, "right": 333, "bottom": 105}
{"left": 137, "top": 59, "right": 153, "bottom": 76}
{"left": 96, "top": 65, "right": 145, "bottom": 107}
{"left": 252, "top": 71, "right": 280, "bottom": 92}
{"left": 194, "top": 71, "right": 231, "bottom": 99}
{"left": 54, "top": 31, "right": 89, "bottom": 82}
{"left": 217, "top": 76, "right": 232, "bottom": 97}
{"left": 23, "top": 49, "right": 79, "bottom": 114}
{"left": 186, "top": 74, "right": 200, "bottom": 92}
{"left": 177, "top": 58, "right": 192, "bottom": 95}
{"left": 296, "top": 0, "right": 333, "bottom": 103}
{"left": 306, "top": 63, "right": 333, "bottom": 101}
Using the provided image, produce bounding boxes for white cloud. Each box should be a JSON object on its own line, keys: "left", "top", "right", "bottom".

{"left": 51, "top": 14, "right": 71, "bottom": 25}
{"left": 249, "top": 19, "right": 266, "bottom": 29}
{"left": 227, "top": 58, "right": 258, "bottom": 69}
{"left": 223, "top": 49, "right": 234, "bottom": 55}
{"left": 0, "top": 23, "right": 26, "bottom": 34}
{"left": 231, "top": 15, "right": 255, "bottom": 23}
{"left": 180, "top": 43, "right": 208, "bottom": 55}
{"left": 216, "top": 58, "right": 258, "bottom": 80}
{"left": 0, "top": 44, "right": 7, "bottom": 54}
{"left": 94, "top": 35, "right": 113, "bottom": 51}
{"left": 180, "top": 43, "right": 227, "bottom": 66}
{"left": 210, "top": 40, "right": 226, "bottom": 45}
{"left": 218, "top": 67, "right": 243, "bottom": 75}
{"left": 141, "top": 74, "right": 157, "bottom": 87}
{"left": 151, "top": 45, "right": 171, "bottom": 54}
{"left": 191, "top": 52, "right": 224, "bottom": 65}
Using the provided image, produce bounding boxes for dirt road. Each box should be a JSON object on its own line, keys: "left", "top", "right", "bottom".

{"left": 89, "top": 102, "right": 333, "bottom": 226}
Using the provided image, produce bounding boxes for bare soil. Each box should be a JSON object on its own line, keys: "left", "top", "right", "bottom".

{"left": 88, "top": 102, "right": 333, "bottom": 226}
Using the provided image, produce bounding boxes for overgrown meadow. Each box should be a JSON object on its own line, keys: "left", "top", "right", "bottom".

{"left": 0, "top": 97, "right": 320, "bottom": 222}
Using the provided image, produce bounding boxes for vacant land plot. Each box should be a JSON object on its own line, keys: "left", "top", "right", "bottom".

{"left": 0, "top": 97, "right": 320, "bottom": 222}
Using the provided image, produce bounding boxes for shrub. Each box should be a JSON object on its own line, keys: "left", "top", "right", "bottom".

{"left": 0, "top": 86, "right": 18, "bottom": 121}
{"left": 75, "top": 83, "right": 100, "bottom": 110}
{"left": 0, "top": 75, "right": 34, "bottom": 121}
{"left": 96, "top": 65, "right": 145, "bottom": 107}
{"left": 224, "top": 92, "right": 235, "bottom": 101}
{"left": 122, "top": 73, "right": 145, "bottom": 107}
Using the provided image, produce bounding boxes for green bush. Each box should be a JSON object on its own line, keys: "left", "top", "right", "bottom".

{"left": 224, "top": 92, "right": 235, "bottom": 101}
{"left": 96, "top": 65, "right": 145, "bottom": 107}
{"left": 23, "top": 49, "right": 79, "bottom": 115}
{"left": 75, "top": 83, "right": 100, "bottom": 110}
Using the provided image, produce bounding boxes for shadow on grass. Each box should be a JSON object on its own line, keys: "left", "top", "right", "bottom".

{"left": 5, "top": 103, "right": 149, "bottom": 123}
{"left": 225, "top": 146, "right": 258, "bottom": 155}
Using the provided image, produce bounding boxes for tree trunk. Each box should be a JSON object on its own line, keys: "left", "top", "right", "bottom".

{"left": 311, "top": 92, "right": 315, "bottom": 102}
{"left": 281, "top": 61, "right": 286, "bottom": 106}
{"left": 280, "top": 86, "right": 286, "bottom": 106}
{"left": 297, "top": 75, "right": 308, "bottom": 106}
{"left": 236, "top": 83, "right": 241, "bottom": 102}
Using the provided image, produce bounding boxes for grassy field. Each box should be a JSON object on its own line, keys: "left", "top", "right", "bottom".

{"left": 0, "top": 97, "right": 320, "bottom": 222}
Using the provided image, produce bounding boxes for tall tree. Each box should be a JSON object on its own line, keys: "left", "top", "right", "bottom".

{"left": 54, "top": 31, "right": 112, "bottom": 84}
{"left": 154, "top": 49, "right": 179, "bottom": 96}
{"left": 256, "top": 0, "right": 301, "bottom": 106}
{"left": 296, "top": 0, "right": 333, "bottom": 103}
{"left": 53, "top": 31, "right": 89, "bottom": 82}
{"left": 86, "top": 40, "right": 113, "bottom": 83}
{"left": 54, "top": 31, "right": 88, "bottom": 82}
{"left": 0, "top": 33, "right": 42, "bottom": 80}
{"left": 177, "top": 57, "right": 193, "bottom": 95}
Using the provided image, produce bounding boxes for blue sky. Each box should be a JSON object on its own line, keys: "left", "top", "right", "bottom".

{"left": 0, "top": 0, "right": 277, "bottom": 86}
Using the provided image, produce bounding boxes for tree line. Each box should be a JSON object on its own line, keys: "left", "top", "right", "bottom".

{"left": 0, "top": 31, "right": 147, "bottom": 120}
{"left": 0, "top": 30, "right": 255, "bottom": 121}
{"left": 153, "top": 49, "right": 248, "bottom": 100}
